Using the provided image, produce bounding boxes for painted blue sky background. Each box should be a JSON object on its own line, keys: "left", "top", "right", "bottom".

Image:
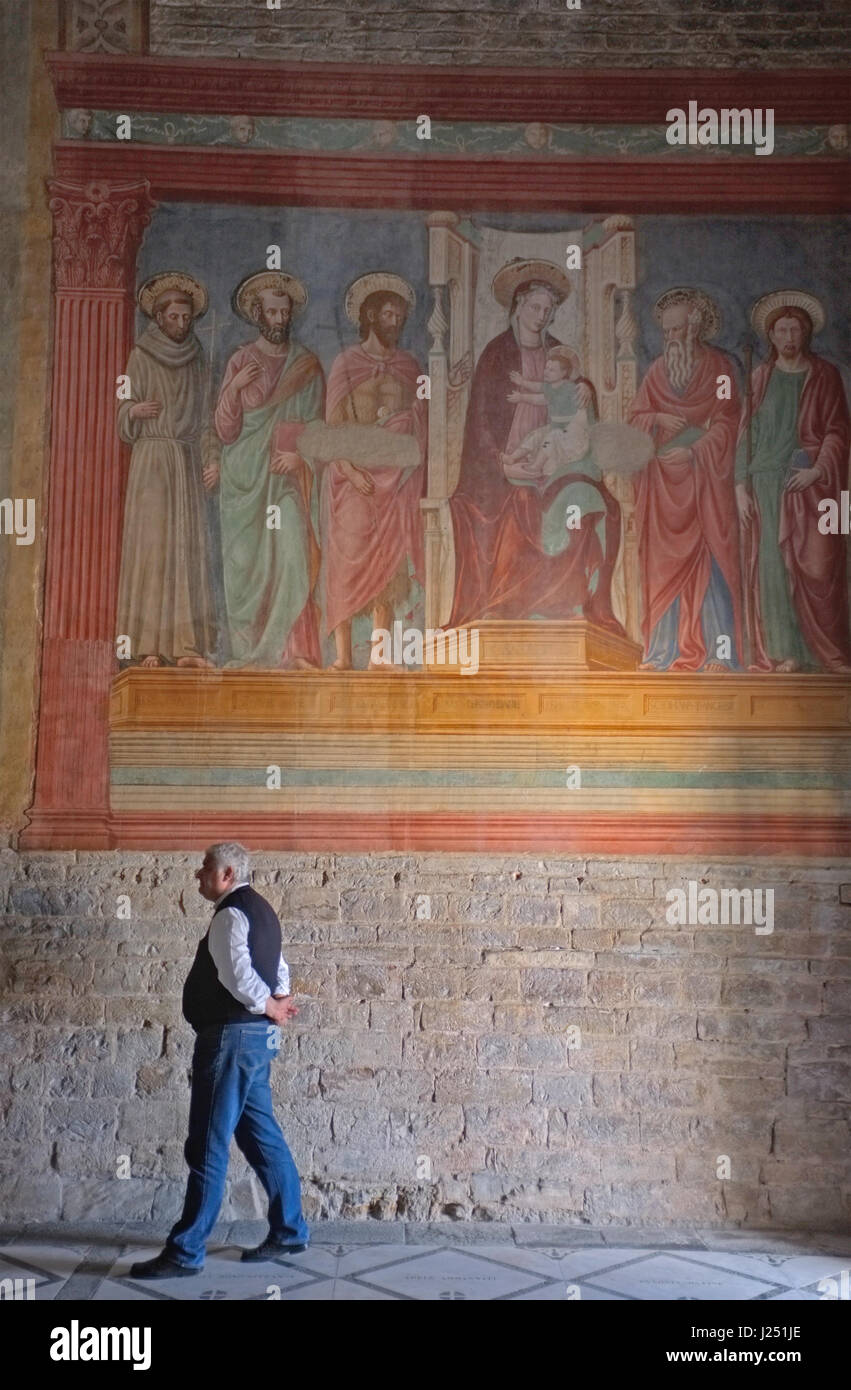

{"left": 138, "top": 205, "right": 850, "bottom": 385}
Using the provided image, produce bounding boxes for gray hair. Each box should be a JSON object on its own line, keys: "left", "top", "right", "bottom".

{"left": 206, "top": 841, "right": 251, "bottom": 882}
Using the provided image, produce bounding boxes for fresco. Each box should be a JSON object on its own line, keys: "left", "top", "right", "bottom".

{"left": 119, "top": 206, "right": 851, "bottom": 676}
{"left": 24, "top": 67, "right": 851, "bottom": 847}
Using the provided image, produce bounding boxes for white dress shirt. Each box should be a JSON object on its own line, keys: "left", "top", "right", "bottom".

{"left": 208, "top": 881, "right": 290, "bottom": 1014}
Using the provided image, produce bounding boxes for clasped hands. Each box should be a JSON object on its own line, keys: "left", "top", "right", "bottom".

{"left": 264, "top": 994, "right": 299, "bottom": 1025}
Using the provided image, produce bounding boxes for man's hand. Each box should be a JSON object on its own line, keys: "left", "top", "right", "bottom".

{"left": 269, "top": 450, "right": 302, "bottom": 476}
{"left": 736, "top": 483, "right": 755, "bottom": 524}
{"left": 231, "top": 360, "right": 262, "bottom": 392}
{"left": 202, "top": 462, "right": 220, "bottom": 491}
{"left": 264, "top": 994, "right": 299, "bottom": 1024}
{"left": 655, "top": 412, "right": 686, "bottom": 437}
{"left": 509, "top": 370, "right": 531, "bottom": 387}
{"left": 659, "top": 447, "right": 691, "bottom": 467}
{"left": 337, "top": 459, "right": 375, "bottom": 495}
{"left": 129, "top": 400, "right": 162, "bottom": 420}
{"left": 785, "top": 465, "right": 820, "bottom": 493}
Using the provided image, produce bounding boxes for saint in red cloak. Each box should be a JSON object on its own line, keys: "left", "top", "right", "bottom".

{"left": 628, "top": 290, "right": 743, "bottom": 672}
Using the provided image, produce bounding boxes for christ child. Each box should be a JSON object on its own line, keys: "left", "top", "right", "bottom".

{"left": 504, "top": 345, "right": 592, "bottom": 480}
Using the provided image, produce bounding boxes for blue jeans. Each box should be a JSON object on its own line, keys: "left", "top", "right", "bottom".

{"left": 166, "top": 1021, "right": 309, "bottom": 1268}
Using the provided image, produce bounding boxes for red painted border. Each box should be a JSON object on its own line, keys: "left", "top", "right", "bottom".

{"left": 46, "top": 53, "right": 851, "bottom": 124}
{"left": 20, "top": 810, "right": 851, "bottom": 855}
{"left": 52, "top": 143, "right": 850, "bottom": 214}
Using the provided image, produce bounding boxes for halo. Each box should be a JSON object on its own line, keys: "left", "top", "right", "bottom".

{"left": 653, "top": 287, "right": 721, "bottom": 342}
{"left": 138, "top": 272, "right": 208, "bottom": 320}
{"left": 546, "top": 343, "right": 582, "bottom": 377}
{"left": 344, "top": 272, "right": 415, "bottom": 326}
{"left": 232, "top": 271, "right": 308, "bottom": 323}
{"left": 751, "top": 289, "right": 825, "bottom": 339}
{"left": 491, "top": 258, "right": 572, "bottom": 310}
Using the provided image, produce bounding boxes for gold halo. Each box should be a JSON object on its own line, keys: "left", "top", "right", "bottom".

{"left": 751, "top": 289, "right": 825, "bottom": 338}
{"left": 653, "top": 287, "right": 721, "bottom": 342}
{"left": 491, "top": 258, "right": 572, "bottom": 310}
{"left": 138, "top": 272, "right": 208, "bottom": 319}
{"left": 232, "top": 270, "right": 308, "bottom": 323}
{"left": 546, "top": 343, "right": 582, "bottom": 377}
{"left": 344, "top": 272, "right": 415, "bottom": 326}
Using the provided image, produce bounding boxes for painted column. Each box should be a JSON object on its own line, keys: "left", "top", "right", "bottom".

{"left": 22, "top": 179, "right": 154, "bottom": 847}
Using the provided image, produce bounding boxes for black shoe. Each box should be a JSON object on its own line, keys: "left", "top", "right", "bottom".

{"left": 240, "top": 1238, "right": 309, "bottom": 1262}
{"left": 129, "top": 1252, "right": 201, "bottom": 1279}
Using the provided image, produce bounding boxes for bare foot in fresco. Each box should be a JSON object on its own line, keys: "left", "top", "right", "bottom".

{"left": 775, "top": 658, "right": 800, "bottom": 673}
{"left": 368, "top": 659, "right": 403, "bottom": 674}
{"left": 638, "top": 660, "right": 661, "bottom": 672}
{"left": 702, "top": 661, "right": 729, "bottom": 672}
{"left": 176, "top": 656, "right": 215, "bottom": 668}
{"left": 290, "top": 657, "right": 319, "bottom": 671}
{"left": 139, "top": 655, "right": 161, "bottom": 668}
{"left": 329, "top": 657, "right": 352, "bottom": 671}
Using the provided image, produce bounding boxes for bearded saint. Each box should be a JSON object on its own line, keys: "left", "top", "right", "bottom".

{"left": 214, "top": 272, "right": 325, "bottom": 669}
{"left": 320, "top": 274, "right": 427, "bottom": 670}
{"left": 736, "top": 292, "right": 851, "bottom": 672}
{"left": 116, "top": 273, "right": 216, "bottom": 668}
{"left": 628, "top": 288, "right": 743, "bottom": 672}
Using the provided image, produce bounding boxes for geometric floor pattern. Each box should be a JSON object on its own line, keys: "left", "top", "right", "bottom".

{"left": 1, "top": 1226, "right": 848, "bottom": 1302}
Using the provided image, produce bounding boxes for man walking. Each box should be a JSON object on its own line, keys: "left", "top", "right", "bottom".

{"left": 130, "top": 842, "right": 309, "bottom": 1278}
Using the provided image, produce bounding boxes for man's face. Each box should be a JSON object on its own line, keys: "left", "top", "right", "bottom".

{"left": 769, "top": 315, "right": 805, "bottom": 360}
{"left": 155, "top": 297, "right": 193, "bottom": 342}
{"left": 543, "top": 357, "right": 568, "bottom": 383}
{"left": 231, "top": 116, "right": 255, "bottom": 144}
{"left": 373, "top": 121, "right": 397, "bottom": 147}
{"left": 196, "top": 853, "right": 232, "bottom": 902}
{"left": 517, "top": 289, "right": 556, "bottom": 336}
{"left": 256, "top": 291, "right": 293, "bottom": 344}
{"left": 369, "top": 299, "right": 406, "bottom": 348}
{"left": 525, "top": 123, "right": 550, "bottom": 151}
{"left": 69, "top": 108, "right": 92, "bottom": 136}
{"left": 661, "top": 303, "right": 690, "bottom": 346}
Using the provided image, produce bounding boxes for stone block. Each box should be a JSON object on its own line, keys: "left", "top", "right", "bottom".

{"left": 522, "top": 968, "right": 587, "bottom": 1003}
{"left": 673, "top": 1040, "right": 787, "bottom": 1077}
{"left": 7, "top": 1173, "right": 62, "bottom": 1221}
{"left": 531, "top": 1073, "right": 592, "bottom": 1106}
{"left": 336, "top": 964, "right": 391, "bottom": 999}
{"left": 788, "top": 1063, "right": 851, "bottom": 1103}
{"left": 419, "top": 1001, "right": 494, "bottom": 1032}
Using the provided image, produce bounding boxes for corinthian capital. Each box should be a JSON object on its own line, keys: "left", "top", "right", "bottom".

{"left": 47, "top": 180, "right": 155, "bottom": 291}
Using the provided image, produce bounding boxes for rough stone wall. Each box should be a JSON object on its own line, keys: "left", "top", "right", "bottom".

{"left": 149, "top": 0, "right": 851, "bottom": 67}
{"left": 2, "top": 850, "right": 848, "bottom": 1228}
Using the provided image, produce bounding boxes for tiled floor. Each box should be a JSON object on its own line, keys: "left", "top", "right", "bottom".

{"left": 1, "top": 1223, "right": 848, "bottom": 1301}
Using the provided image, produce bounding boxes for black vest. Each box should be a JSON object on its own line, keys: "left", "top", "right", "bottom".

{"left": 182, "top": 884, "right": 282, "bottom": 1030}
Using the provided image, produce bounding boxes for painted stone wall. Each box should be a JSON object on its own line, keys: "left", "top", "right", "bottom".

{"left": 2, "top": 850, "right": 848, "bottom": 1227}
{"left": 146, "top": 0, "right": 849, "bottom": 67}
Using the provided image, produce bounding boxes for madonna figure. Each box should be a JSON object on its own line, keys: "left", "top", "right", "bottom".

{"left": 449, "top": 258, "right": 623, "bottom": 632}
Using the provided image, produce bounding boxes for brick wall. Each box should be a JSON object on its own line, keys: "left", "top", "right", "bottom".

{"left": 148, "top": 0, "right": 851, "bottom": 67}
{"left": 2, "top": 850, "right": 848, "bottom": 1228}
